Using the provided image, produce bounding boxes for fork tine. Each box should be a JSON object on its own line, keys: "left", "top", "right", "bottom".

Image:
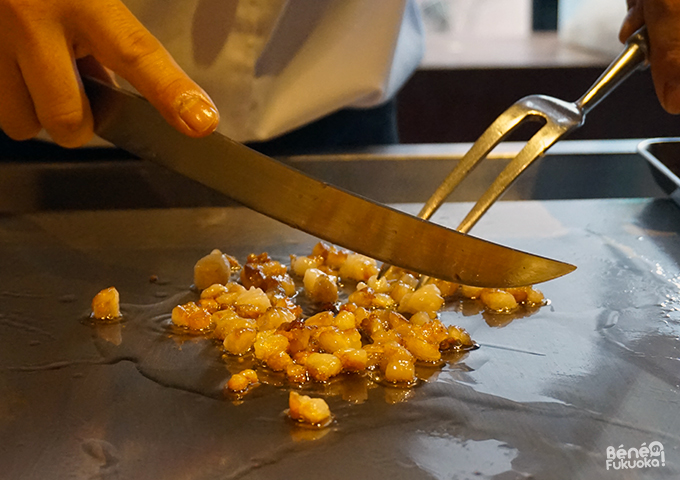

{"left": 456, "top": 122, "right": 567, "bottom": 234}
{"left": 377, "top": 103, "right": 535, "bottom": 280}
{"left": 407, "top": 123, "right": 568, "bottom": 288}
{"left": 417, "top": 102, "right": 532, "bottom": 221}
{"left": 409, "top": 124, "right": 567, "bottom": 287}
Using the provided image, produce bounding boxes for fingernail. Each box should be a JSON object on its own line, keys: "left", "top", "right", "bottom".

{"left": 178, "top": 94, "right": 219, "bottom": 134}
{"left": 663, "top": 81, "right": 680, "bottom": 114}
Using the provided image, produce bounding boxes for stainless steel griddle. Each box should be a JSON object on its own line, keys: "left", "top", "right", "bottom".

{"left": 1, "top": 139, "right": 679, "bottom": 479}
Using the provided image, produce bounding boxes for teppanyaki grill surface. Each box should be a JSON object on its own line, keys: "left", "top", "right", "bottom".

{"left": 1, "top": 198, "right": 679, "bottom": 479}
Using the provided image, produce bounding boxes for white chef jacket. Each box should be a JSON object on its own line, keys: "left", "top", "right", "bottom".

{"left": 122, "top": 0, "right": 424, "bottom": 142}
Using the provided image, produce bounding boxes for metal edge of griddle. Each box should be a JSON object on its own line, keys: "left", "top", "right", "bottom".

{"left": 637, "top": 137, "right": 680, "bottom": 206}
{"left": 0, "top": 138, "right": 664, "bottom": 213}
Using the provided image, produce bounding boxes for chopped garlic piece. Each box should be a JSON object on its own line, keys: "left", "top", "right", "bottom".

{"left": 288, "top": 391, "right": 331, "bottom": 426}
{"left": 91, "top": 287, "right": 121, "bottom": 320}
{"left": 194, "top": 249, "right": 239, "bottom": 290}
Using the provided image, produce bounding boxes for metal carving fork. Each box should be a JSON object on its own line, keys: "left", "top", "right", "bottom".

{"left": 382, "top": 28, "right": 649, "bottom": 282}
{"left": 424, "top": 27, "right": 649, "bottom": 233}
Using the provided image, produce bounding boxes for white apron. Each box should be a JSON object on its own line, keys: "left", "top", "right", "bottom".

{"left": 122, "top": 0, "right": 424, "bottom": 142}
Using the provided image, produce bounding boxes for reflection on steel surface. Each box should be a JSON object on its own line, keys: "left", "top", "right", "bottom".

{"left": 1, "top": 199, "right": 679, "bottom": 478}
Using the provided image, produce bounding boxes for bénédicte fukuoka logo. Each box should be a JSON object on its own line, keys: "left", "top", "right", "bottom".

{"left": 606, "top": 441, "right": 665, "bottom": 470}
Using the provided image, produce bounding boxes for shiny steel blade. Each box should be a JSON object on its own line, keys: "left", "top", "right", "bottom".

{"left": 84, "top": 78, "right": 575, "bottom": 287}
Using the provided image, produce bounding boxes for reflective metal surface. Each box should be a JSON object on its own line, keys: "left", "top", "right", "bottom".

{"left": 1, "top": 192, "right": 679, "bottom": 478}
{"left": 638, "top": 138, "right": 680, "bottom": 208}
{"left": 0, "top": 137, "right": 663, "bottom": 212}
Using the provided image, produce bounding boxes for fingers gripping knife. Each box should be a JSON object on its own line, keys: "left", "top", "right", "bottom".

{"left": 382, "top": 28, "right": 650, "bottom": 282}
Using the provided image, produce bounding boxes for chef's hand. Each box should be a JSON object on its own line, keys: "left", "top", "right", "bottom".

{"left": 0, "top": 0, "right": 219, "bottom": 148}
{"left": 620, "top": 0, "right": 680, "bottom": 114}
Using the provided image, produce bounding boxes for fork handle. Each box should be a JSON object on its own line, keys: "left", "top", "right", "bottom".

{"left": 576, "top": 27, "right": 649, "bottom": 115}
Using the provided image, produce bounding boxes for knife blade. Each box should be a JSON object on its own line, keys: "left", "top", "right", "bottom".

{"left": 84, "top": 77, "right": 575, "bottom": 287}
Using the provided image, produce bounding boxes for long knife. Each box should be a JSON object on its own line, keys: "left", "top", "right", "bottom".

{"left": 84, "top": 78, "right": 575, "bottom": 287}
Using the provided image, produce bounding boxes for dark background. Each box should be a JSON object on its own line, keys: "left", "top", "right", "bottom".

{"left": 396, "top": 67, "right": 678, "bottom": 144}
